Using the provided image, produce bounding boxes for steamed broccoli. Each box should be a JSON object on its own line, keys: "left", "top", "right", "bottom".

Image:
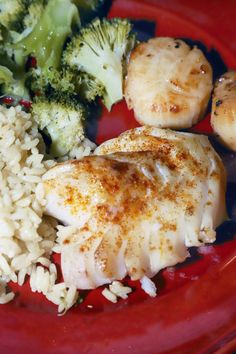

{"left": 12, "top": 0, "right": 80, "bottom": 70}
{"left": 76, "top": 73, "right": 105, "bottom": 102}
{"left": 0, "top": 64, "right": 29, "bottom": 99}
{"left": 27, "top": 66, "right": 104, "bottom": 103}
{"left": 0, "top": 0, "right": 26, "bottom": 32}
{"left": 63, "top": 17, "right": 136, "bottom": 110}
{"left": 31, "top": 97, "right": 86, "bottom": 156}
{"left": 27, "top": 67, "right": 76, "bottom": 99}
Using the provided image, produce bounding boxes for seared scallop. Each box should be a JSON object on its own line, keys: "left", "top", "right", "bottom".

{"left": 211, "top": 71, "right": 236, "bottom": 151}
{"left": 125, "top": 37, "right": 213, "bottom": 129}
{"left": 42, "top": 127, "right": 226, "bottom": 289}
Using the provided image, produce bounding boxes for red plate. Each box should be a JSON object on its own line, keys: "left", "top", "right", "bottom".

{"left": 1, "top": 1, "right": 236, "bottom": 353}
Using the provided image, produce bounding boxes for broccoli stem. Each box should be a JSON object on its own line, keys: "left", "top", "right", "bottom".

{"left": 78, "top": 49, "right": 123, "bottom": 110}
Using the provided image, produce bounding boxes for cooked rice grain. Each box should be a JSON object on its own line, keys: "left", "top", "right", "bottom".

{"left": 102, "top": 281, "right": 132, "bottom": 303}
{"left": 109, "top": 281, "right": 132, "bottom": 300}
{"left": 140, "top": 276, "right": 157, "bottom": 297}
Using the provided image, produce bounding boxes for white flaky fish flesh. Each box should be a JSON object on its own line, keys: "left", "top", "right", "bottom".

{"left": 42, "top": 127, "right": 227, "bottom": 289}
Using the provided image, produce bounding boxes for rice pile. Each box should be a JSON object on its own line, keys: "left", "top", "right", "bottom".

{"left": 0, "top": 105, "right": 92, "bottom": 313}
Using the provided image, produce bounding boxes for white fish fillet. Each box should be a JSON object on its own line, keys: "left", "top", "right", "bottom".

{"left": 42, "top": 127, "right": 227, "bottom": 289}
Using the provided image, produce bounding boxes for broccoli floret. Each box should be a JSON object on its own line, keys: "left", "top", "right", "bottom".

{"left": 27, "top": 67, "right": 76, "bottom": 99}
{"left": 0, "top": 64, "right": 29, "bottom": 99}
{"left": 76, "top": 72, "right": 105, "bottom": 102}
{"left": 27, "top": 66, "right": 104, "bottom": 103}
{"left": 31, "top": 97, "right": 86, "bottom": 157}
{"left": 63, "top": 17, "right": 136, "bottom": 110}
{"left": 12, "top": 0, "right": 80, "bottom": 70}
{"left": 0, "top": 0, "right": 26, "bottom": 32}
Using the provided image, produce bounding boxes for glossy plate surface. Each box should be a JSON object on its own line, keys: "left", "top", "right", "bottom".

{"left": 1, "top": 1, "right": 236, "bottom": 353}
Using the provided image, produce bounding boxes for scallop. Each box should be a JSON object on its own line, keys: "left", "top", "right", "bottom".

{"left": 125, "top": 37, "right": 213, "bottom": 129}
{"left": 211, "top": 71, "right": 236, "bottom": 151}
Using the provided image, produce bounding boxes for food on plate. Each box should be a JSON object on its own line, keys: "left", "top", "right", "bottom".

{"left": 0, "top": 0, "right": 232, "bottom": 313}
{"left": 125, "top": 37, "right": 213, "bottom": 129}
{"left": 62, "top": 17, "right": 136, "bottom": 110}
{"left": 211, "top": 71, "right": 236, "bottom": 151}
{"left": 42, "top": 126, "right": 226, "bottom": 289}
